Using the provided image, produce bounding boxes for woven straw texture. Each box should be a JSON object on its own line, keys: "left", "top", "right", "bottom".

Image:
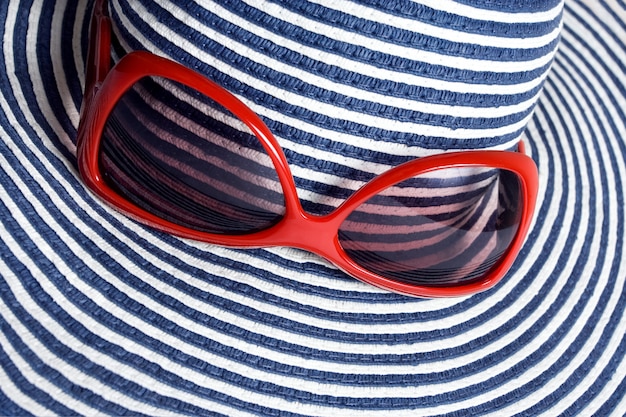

{"left": 1, "top": 0, "right": 625, "bottom": 415}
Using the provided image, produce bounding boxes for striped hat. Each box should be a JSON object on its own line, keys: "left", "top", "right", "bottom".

{"left": 1, "top": 0, "right": 625, "bottom": 415}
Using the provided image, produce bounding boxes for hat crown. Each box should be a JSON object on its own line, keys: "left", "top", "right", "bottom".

{"left": 108, "top": 0, "right": 564, "bottom": 158}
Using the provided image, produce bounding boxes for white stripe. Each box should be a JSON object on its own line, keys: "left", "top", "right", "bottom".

{"left": 112, "top": 1, "right": 542, "bottom": 144}
{"left": 212, "top": 0, "right": 550, "bottom": 117}
{"left": 0, "top": 98, "right": 596, "bottom": 404}
{"left": 0, "top": 14, "right": 495, "bottom": 329}
{"left": 46, "top": 0, "right": 80, "bottom": 153}
{"left": 0, "top": 71, "right": 589, "bottom": 385}
{"left": 230, "top": 0, "right": 561, "bottom": 68}
{"left": 0, "top": 108, "right": 600, "bottom": 402}
{"left": 0, "top": 267, "right": 251, "bottom": 417}
{"left": 483, "top": 54, "right": 624, "bottom": 414}
{"left": 0, "top": 289, "right": 107, "bottom": 416}
{"left": 0, "top": 354, "right": 56, "bottom": 416}
{"left": 0, "top": 5, "right": 584, "bottom": 376}
{"left": 304, "top": 0, "right": 563, "bottom": 48}
{"left": 0, "top": 198, "right": 606, "bottom": 417}
{"left": 198, "top": 0, "right": 556, "bottom": 96}
{"left": 409, "top": 0, "right": 564, "bottom": 24}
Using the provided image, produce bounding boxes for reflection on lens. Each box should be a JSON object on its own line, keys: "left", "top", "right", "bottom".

{"left": 100, "top": 76, "right": 285, "bottom": 234}
{"left": 338, "top": 167, "right": 522, "bottom": 286}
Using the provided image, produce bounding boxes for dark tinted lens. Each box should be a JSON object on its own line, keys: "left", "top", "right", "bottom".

{"left": 338, "top": 167, "right": 522, "bottom": 286}
{"left": 99, "top": 76, "right": 285, "bottom": 234}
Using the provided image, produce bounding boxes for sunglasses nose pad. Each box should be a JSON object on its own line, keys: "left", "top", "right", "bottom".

{"left": 337, "top": 167, "right": 523, "bottom": 286}
{"left": 98, "top": 75, "right": 286, "bottom": 234}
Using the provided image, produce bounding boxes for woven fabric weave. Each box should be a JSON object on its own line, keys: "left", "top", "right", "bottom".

{"left": 1, "top": 0, "right": 625, "bottom": 416}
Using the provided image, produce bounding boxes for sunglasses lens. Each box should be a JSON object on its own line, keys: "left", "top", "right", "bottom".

{"left": 338, "top": 167, "right": 523, "bottom": 286}
{"left": 99, "top": 76, "right": 285, "bottom": 234}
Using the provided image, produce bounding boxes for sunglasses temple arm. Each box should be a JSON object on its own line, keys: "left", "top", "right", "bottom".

{"left": 82, "top": 0, "right": 111, "bottom": 114}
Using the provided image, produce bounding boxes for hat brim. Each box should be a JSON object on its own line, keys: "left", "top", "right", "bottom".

{"left": 0, "top": 0, "right": 625, "bottom": 415}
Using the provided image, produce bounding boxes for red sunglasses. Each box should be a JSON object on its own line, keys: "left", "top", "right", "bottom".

{"left": 77, "top": 0, "right": 538, "bottom": 297}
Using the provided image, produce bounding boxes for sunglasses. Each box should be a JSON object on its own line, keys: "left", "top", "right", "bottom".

{"left": 77, "top": 0, "right": 539, "bottom": 297}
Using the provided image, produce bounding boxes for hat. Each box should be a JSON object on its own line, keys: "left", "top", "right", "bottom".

{"left": 1, "top": 0, "right": 624, "bottom": 414}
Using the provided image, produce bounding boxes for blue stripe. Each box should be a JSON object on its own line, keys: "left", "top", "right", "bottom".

{"left": 511, "top": 63, "right": 614, "bottom": 415}
{"left": 0, "top": 98, "right": 556, "bottom": 384}
{"left": 0, "top": 160, "right": 585, "bottom": 413}
{"left": 0, "top": 198, "right": 235, "bottom": 416}
{"left": 0, "top": 132, "right": 578, "bottom": 407}
{"left": 109, "top": 0, "right": 550, "bottom": 151}
{"left": 264, "top": 0, "right": 563, "bottom": 45}
{"left": 452, "top": 0, "right": 561, "bottom": 13}
{"left": 2, "top": 0, "right": 624, "bottom": 414}
{"left": 434, "top": 60, "right": 598, "bottom": 415}
{"left": 587, "top": 333, "right": 626, "bottom": 417}
{"left": 0, "top": 341, "right": 70, "bottom": 416}
{"left": 0, "top": 255, "right": 141, "bottom": 415}
{"left": 0, "top": 384, "right": 31, "bottom": 417}
{"left": 0, "top": 0, "right": 412, "bottom": 305}
{"left": 113, "top": 0, "right": 543, "bottom": 111}
{"left": 27, "top": 0, "right": 80, "bottom": 164}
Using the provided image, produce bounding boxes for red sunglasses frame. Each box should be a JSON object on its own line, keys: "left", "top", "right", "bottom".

{"left": 77, "top": 0, "right": 539, "bottom": 297}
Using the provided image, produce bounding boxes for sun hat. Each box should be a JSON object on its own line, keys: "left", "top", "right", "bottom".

{"left": 1, "top": 0, "right": 625, "bottom": 414}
